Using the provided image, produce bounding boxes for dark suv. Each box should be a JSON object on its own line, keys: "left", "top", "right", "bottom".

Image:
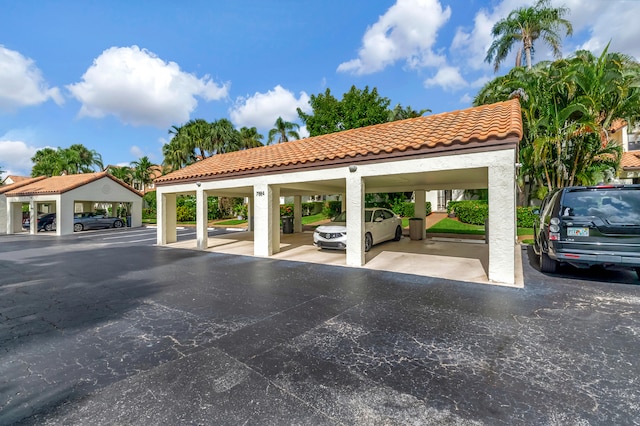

{"left": 533, "top": 184, "right": 640, "bottom": 279}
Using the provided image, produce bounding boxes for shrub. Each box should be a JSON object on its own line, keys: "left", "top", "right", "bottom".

{"left": 176, "top": 205, "right": 195, "bottom": 222}
{"left": 450, "top": 200, "right": 488, "bottom": 225}
{"left": 280, "top": 204, "right": 294, "bottom": 216}
{"left": 302, "top": 202, "right": 323, "bottom": 216}
{"left": 322, "top": 200, "right": 342, "bottom": 218}
{"left": 517, "top": 206, "right": 536, "bottom": 228}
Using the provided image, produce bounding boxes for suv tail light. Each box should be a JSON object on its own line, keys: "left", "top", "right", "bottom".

{"left": 549, "top": 217, "right": 560, "bottom": 240}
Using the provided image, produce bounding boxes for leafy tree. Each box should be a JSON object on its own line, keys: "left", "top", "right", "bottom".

{"left": 210, "top": 118, "right": 241, "bottom": 153}
{"left": 130, "top": 156, "right": 156, "bottom": 195}
{"left": 388, "top": 104, "right": 431, "bottom": 121}
{"left": 31, "top": 145, "right": 103, "bottom": 177}
{"left": 297, "top": 85, "right": 391, "bottom": 136}
{"left": 107, "top": 165, "right": 134, "bottom": 186}
{"left": 239, "top": 126, "right": 264, "bottom": 149}
{"left": 485, "top": 0, "right": 572, "bottom": 72}
{"left": 268, "top": 117, "right": 300, "bottom": 144}
{"left": 475, "top": 47, "right": 640, "bottom": 202}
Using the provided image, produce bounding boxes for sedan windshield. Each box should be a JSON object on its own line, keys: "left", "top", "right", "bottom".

{"left": 331, "top": 210, "right": 374, "bottom": 222}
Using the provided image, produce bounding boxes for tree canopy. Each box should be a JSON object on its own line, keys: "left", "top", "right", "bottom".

{"left": 475, "top": 45, "right": 640, "bottom": 202}
{"left": 268, "top": 117, "right": 300, "bottom": 144}
{"left": 297, "top": 85, "right": 392, "bottom": 137}
{"left": 31, "top": 144, "right": 103, "bottom": 177}
{"left": 163, "top": 119, "right": 264, "bottom": 170}
{"left": 485, "top": 0, "right": 572, "bottom": 72}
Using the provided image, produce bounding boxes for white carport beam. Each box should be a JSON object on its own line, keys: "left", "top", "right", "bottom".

{"left": 487, "top": 156, "right": 516, "bottom": 284}
{"left": 346, "top": 171, "right": 365, "bottom": 267}
{"left": 196, "top": 188, "right": 208, "bottom": 250}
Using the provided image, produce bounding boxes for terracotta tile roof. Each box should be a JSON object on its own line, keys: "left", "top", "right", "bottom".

{"left": 156, "top": 99, "right": 522, "bottom": 184}
{"left": 0, "top": 176, "right": 47, "bottom": 195}
{"left": 610, "top": 118, "right": 627, "bottom": 133}
{"left": 4, "top": 172, "right": 143, "bottom": 197}
{"left": 621, "top": 150, "right": 640, "bottom": 170}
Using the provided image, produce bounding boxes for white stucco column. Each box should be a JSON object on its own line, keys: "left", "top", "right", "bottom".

{"left": 254, "top": 183, "right": 274, "bottom": 256}
{"left": 157, "top": 192, "right": 177, "bottom": 245}
{"left": 488, "top": 154, "right": 516, "bottom": 285}
{"left": 293, "top": 195, "right": 302, "bottom": 233}
{"left": 414, "top": 190, "right": 427, "bottom": 239}
{"left": 247, "top": 196, "right": 254, "bottom": 231}
{"left": 28, "top": 200, "right": 37, "bottom": 234}
{"left": 56, "top": 196, "right": 73, "bottom": 235}
{"left": 196, "top": 187, "right": 208, "bottom": 250}
{"left": 346, "top": 170, "right": 365, "bottom": 267}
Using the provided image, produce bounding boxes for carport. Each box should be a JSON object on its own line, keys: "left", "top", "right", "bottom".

{"left": 155, "top": 100, "right": 522, "bottom": 285}
{"left": 3, "top": 172, "right": 143, "bottom": 235}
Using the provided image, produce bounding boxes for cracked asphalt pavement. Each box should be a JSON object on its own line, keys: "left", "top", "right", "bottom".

{"left": 1, "top": 228, "right": 639, "bottom": 425}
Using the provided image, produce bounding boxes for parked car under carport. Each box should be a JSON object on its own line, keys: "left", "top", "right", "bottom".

{"left": 74, "top": 212, "right": 125, "bottom": 232}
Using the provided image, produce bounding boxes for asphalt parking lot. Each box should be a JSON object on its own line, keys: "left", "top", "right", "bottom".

{"left": 1, "top": 227, "right": 639, "bottom": 425}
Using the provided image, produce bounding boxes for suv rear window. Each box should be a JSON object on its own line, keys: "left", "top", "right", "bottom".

{"left": 561, "top": 188, "right": 640, "bottom": 225}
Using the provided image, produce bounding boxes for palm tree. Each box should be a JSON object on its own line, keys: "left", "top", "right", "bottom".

{"left": 107, "top": 166, "right": 134, "bottom": 186}
{"left": 268, "top": 117, "right": 300, "bottom": 144}
{"left": 485, "top": 0, "right": 572, "bottom": 72}
{"left": 239, "top": 126, "right": 264, "bottom": 149}
{"left": 387, "top": 104, "right": 431, "bottom": 121}
{"left": 210, "top": 118, "right": 240, "bottom": 154}
{"left": 130, "top": 156, "right": 156, "bottom": 195}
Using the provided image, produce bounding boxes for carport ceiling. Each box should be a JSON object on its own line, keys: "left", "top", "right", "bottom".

{"left": 276, "top": 167, "right": 488, "bottom": 197}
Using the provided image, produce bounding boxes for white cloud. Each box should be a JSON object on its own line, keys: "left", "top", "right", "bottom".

{"left": 459, "top": 93, "right": 473, "bottom": 105}
{"left": 0, "top": 45, "right": 63, "bottom": 112}
{"left": 130, "top": 145, "right": 144, "bottom": 159}
{"left": 423, "top": 66, "right": 467, "bottom": 91}
{"left": 229, "top": 85, "right": 310, "bottom": 130}
{"left": 337, "top": 0, "right": 451, "bottom": 75}
{"left": 0, "top": 139, "right": 41, "bottom": 176}
{"left": 450, "top": 0, "right": 640, "bottom": 75}
{"left": 67, "top": 45, "right": 229, "bottom": 128}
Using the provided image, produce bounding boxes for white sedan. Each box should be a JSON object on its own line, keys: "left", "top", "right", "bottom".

{"left": 313, "top": 208, "right": 403, "bottom": 252}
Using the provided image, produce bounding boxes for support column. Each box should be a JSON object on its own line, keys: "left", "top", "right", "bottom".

{"left": 29, "top": 200, "right": 36, "bottom": 234}
{"left": 254, "top": 184, "right": 273, "bottom": 256}
{"left": 414, "top": 190, "right": 427, "bottom": 240}
{"left": 157, "top": 192, "right": 177, "bottom": 245}
{"left": 196, "top": 188, "right": 208, "bottom": 250}
{"left": 56, "top": 197, "right": 73, "bottom": 235}
{"left": 488, "top": 160, "right": 516, "bottom": 285}
{"left": 247, "top": 197, "right": 254, "bottom": 231}
{"left": 346, "top": 171, "right": 365, "bottom": 267}
{"left": 293, "top": 195, "right": 302, "bottom": 233}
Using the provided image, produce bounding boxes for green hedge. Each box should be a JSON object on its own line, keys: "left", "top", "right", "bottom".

{"left": 387, "top": 201, "right": 432, "bottom": 217}
{"left": 280, "top": 201, "right": 325, "bottom": 217}
{"left": 517, "top": 207, "right": 536, "bottom": 228}
{"left": 448, "top": 200, "right": 536, "bottom": 228}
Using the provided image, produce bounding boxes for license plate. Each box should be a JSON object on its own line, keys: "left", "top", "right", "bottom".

{"left": 567, "top": 227, "right": 589, "bottom": 237}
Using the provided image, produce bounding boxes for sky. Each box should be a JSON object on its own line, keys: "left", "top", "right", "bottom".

{"left": 1, "top": 0, "right": 639, "bottom": 179}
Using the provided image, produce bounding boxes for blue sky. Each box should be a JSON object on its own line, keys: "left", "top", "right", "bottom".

{"left": 1, "top": 0, "right": 638, "bottom": 178}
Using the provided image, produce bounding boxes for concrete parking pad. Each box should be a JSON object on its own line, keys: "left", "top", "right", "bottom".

{"left": 168, "top": 230, "right": 523, "bottom": 287}
{"left": 1, "top": 231, "right": 639, "bottom": 424}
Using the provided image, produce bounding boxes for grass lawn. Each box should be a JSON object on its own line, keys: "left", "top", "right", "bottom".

{"left": 424, "top": 217, "right": 534, "bottom": 237}
{"left": 215, "top": 219, "right": 247, "bottom": 226}
{"left": 302, "top": 213, "right": 326, "bottom": 225}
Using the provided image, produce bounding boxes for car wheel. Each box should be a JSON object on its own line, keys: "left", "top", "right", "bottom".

{"left": 113, "top": 220, "right": 123, "bottom": 228}
{"left": 539, "top": 251, "right": 557, "bottom": 273}
{"left": 44, "top": 223, "right": 53, "bottom": 232}
{"left": 74, "top": 223, "right": 83, "bottom": 232}
{"left": 394, "top": 226, "right": 402, "bottom": 241}
{"left": 364, "top": 233, "right": 373, "bottom": 252}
